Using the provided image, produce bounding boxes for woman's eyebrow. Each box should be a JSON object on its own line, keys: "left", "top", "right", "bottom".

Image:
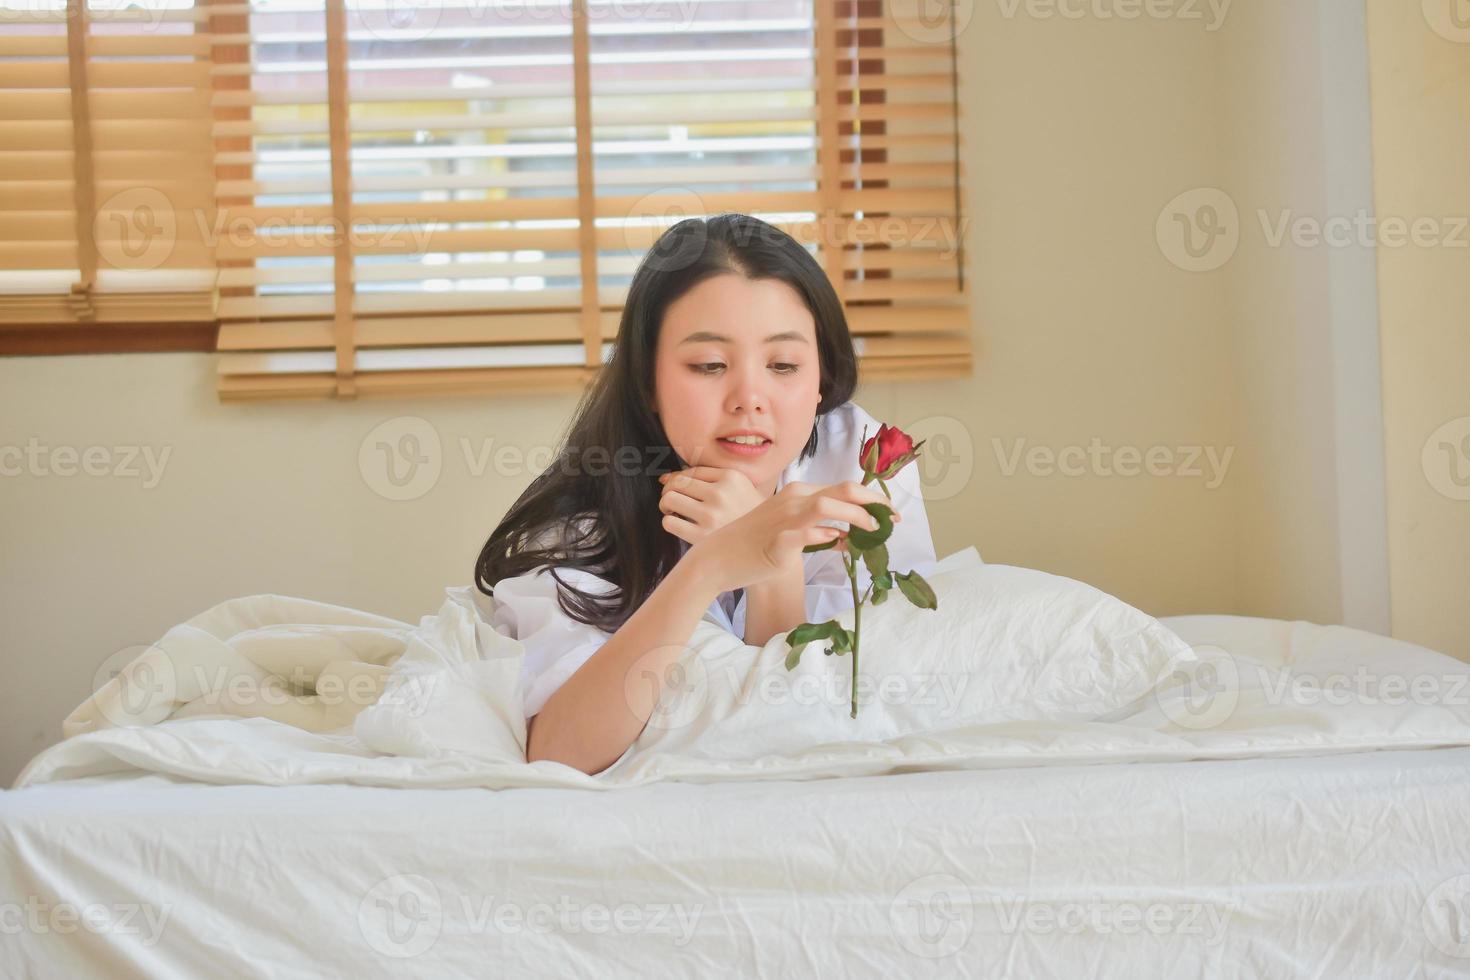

{"left": 678, "top": 330, "right": 810, "bottom": 345}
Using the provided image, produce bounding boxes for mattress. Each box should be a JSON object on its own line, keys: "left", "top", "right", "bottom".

{"left": 3, "top": 741, "right": 1469, "bottom": 976}
{"left": 3, "top": 614, "right": 1470, "bottom": 977}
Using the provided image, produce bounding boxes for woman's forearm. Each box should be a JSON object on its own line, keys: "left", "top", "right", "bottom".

{"left": 742, "top": 563, "right": 808, "bottom": 647}
{"left": 525, "top": 551, "right": 723, "bottom": 775}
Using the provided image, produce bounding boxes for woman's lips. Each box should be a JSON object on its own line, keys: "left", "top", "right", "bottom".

{"left": 715, "top": 437, "right": 772, "bottom": 456}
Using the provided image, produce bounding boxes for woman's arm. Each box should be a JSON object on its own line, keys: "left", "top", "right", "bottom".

{"left": 529, "top": 480, "right": 888, "bottom": 774}
{"left": 526, "top": 549, "right": 723, "bottom": 775}
{"left": 741, "top": 562, "right": 807, "bottom": 646}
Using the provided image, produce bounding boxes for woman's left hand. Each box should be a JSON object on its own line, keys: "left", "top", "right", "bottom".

{"left": 657, "top": 466, "right": 767, "bottom": 545}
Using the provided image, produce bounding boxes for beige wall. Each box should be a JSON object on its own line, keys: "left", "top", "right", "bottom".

{"left": 5, "top": 0, "right": 1459, "bottom": 787}
{"left": 1365, "top": 0, "right": 1470, "bottom": 661}
{"left": 919, "top": 0, "right": 1237, "bottom": 614}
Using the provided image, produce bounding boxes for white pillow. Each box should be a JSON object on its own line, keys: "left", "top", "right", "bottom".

{"left": 626, "top": 558, "right": 1195, "bottom": 761}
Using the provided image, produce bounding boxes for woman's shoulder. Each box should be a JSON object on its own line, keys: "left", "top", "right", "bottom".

{"left": 489, "top": 511, "right": 611, "bottom": 594}
{"left": 818, "top": 400, "right": 881, "bottom": 440}
{"left": 791, "top": 401, "right": 880, "bottom": 484}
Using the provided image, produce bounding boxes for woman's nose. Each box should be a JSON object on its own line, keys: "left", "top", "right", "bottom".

{"left": 726, "top": 361, "right": 768, "bottom": 413}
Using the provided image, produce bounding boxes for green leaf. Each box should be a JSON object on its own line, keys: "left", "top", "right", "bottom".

{"left": 786, "top": 620, "right": 841, "bottom": 646}
{"left": 861, "top": 542, "right": 890, "bottom": 583}
{"left": 872, "top": 586, "right": 889, "bottom": 605}
{"left": 895, "top": 570, "right": 938, "bottom": 610}
{"left": 802, "top": 536, "right": 839, "bottom": 553}
{"left": 785, "top": 620, "right": 845, "bottom": 669}
{"left": 830, "top": 627, "right": 853, "bottom": 654}
{"left": 845, "top": 502, "right": 894, "bottom": 551}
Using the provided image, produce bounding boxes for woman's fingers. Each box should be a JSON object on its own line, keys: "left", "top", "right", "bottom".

{"left": 660, "top": 471, "right": 711, "bottom": 501}
{"left": 661, "top": 512, "right": 701, "bottom": 543}
{"left": 851, "top": 482, "right": 896, "bottom": 509}
{"left": 823, "top": 482, "right": 903, "bottom": 522}
{"left": 809, "top": 495, "right": 887, "bottom": 531}
{"left": 803, "top": 524, "right": 844, "bottom": 547}
{"left": 660, "top": 489, "right": 708, "bottom": 524}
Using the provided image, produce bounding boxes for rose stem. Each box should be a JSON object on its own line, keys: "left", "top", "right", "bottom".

{"left": 848, "top": 548, "right": 861, "bottom": 719}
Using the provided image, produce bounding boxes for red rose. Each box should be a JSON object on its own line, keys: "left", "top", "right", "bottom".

{"left": 859, "top": 422, "right": 925, "bottom": 484}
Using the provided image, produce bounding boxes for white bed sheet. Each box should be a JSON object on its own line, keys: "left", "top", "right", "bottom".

{"left": 3, "top": 613, "right": 1470, "bottom": 978}
{"left": 3, "top": 743, "right": 1470, "bottom": 978}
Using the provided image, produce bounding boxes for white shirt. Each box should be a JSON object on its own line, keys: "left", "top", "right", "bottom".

{"left": 482, "top": 400, "right": 938, "bottom": 720}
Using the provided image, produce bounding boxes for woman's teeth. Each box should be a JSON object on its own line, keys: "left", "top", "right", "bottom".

{"left": 721, "top": 435, "right": 767, "bottom": 445}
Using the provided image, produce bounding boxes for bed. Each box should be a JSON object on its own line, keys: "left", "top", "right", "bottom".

{"left": 4, "top": 566, "right": 1470, "bottom": 977}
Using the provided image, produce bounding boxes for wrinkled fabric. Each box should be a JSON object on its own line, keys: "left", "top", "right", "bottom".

{"left": 5, "top": 611, "right": 1470, "bottom": 978}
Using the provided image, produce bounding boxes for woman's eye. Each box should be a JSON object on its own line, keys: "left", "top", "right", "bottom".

{"left": 689, "top": 363, "right": 799, "bottom": 375}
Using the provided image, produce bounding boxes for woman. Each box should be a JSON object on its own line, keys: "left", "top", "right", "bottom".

{"left": 476, "top": 213, "right": 936, "bottom": 774}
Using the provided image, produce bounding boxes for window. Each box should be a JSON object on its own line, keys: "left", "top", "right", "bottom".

{"left": 0, "top": 0, "right": 216, "bottom": 328}
{"left": 1, "top": 0, "right": 970, "bottom": 398}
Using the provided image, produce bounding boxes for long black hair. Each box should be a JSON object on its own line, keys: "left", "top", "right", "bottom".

{"left": 474, "top": 212, "right": 859, "bottom": 632}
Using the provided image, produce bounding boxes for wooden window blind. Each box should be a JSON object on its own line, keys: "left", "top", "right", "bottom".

{"left": 0, "top": 0, "right": 217, "bottom": 325}
{"left": 3, "top": 0, "right": 969, "bottom": 397}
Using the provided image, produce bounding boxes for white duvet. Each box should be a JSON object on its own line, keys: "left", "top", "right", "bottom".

{"left": 15, "top": 549, "right": 1470, "bottom": 792}
{"left": 8, "top": 551, "right": 1470, "bottom": 978}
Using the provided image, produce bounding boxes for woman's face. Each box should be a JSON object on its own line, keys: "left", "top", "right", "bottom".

{"left": 653, "top": 273, "right": 823, "bottom": 496}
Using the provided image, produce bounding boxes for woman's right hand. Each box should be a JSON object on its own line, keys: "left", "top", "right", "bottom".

{"left": 683, "top": 480, "right": 900, "bottom": 594}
